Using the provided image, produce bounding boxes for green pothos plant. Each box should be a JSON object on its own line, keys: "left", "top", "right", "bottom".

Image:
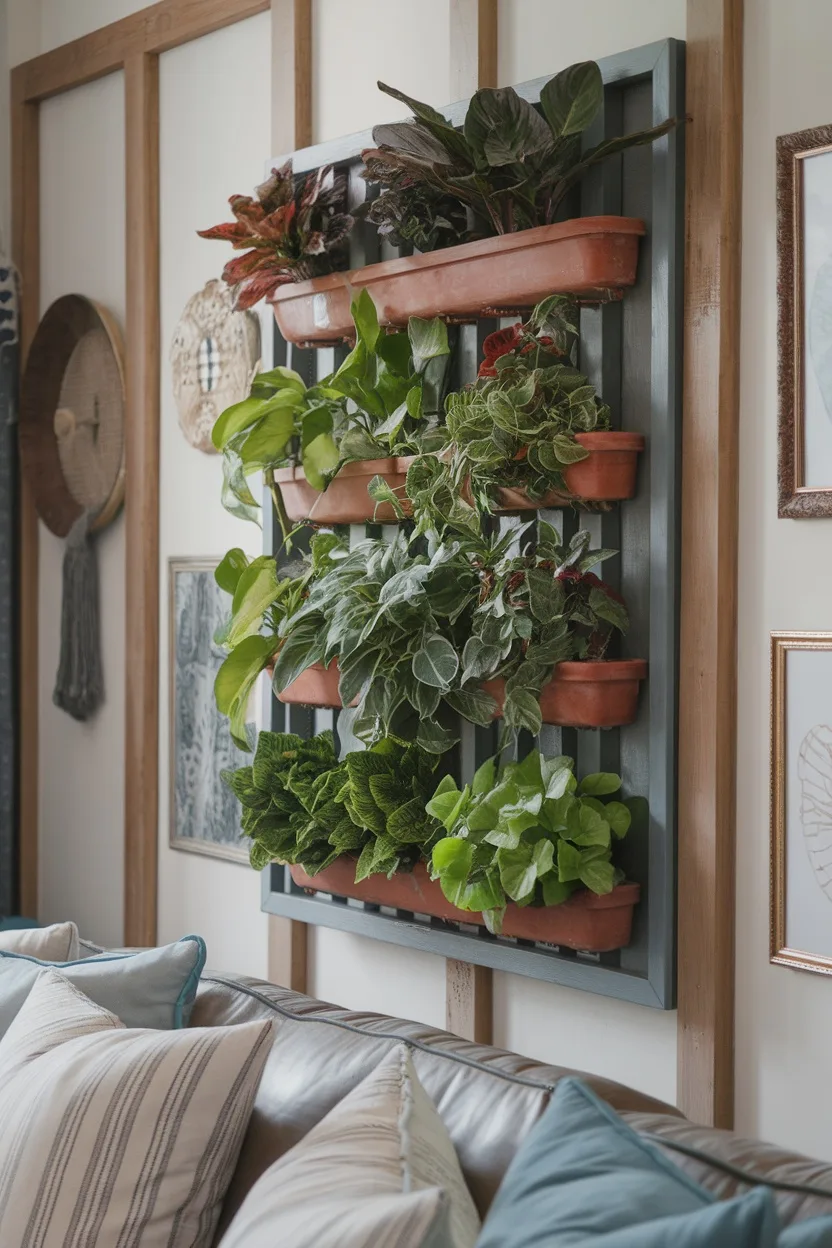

{"left": 213, "top": 532, "right": 345, "bottom": 750}
{"left": 426, "top": 748, "right": 638, "bottom": 932}
{"left": 211, "top": 289, "right": 450, "bottom": 541}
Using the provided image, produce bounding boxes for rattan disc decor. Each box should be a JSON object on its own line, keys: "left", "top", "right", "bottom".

{"left": 19, "top": 294, "right": 125, "bottom": 538}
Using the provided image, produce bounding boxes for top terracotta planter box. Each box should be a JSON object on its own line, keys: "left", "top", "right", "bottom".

{"left": 271, "top": 216, "right": 646, "bottom": 346}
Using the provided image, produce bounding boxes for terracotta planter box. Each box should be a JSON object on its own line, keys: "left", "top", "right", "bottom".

{"left": 274, "top": 457, "right": 413, "bottom": 525}
{"left": 290, "top": 859, "right": 640, "bottom": 953}
{"left": 483, "top": 659, "right": 647, "bottom": 730}
{"left": 494, "top": 431, "right": 646, "bottom": 511}
{"left": 271, "top": 217, "right": 646, "bottom": 346}
{"left": 278, "top": 660, "right": 353, "bottom": 709}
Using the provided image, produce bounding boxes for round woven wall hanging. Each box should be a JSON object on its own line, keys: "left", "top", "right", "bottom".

{"left": 19, "top": 293, "right": 125, "bottom": 538}
{"left": 170, "top": 278, "right": 260, "bottom": 454}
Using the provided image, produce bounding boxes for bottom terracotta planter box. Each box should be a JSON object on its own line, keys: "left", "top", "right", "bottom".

{"left": 274, "top": 457, "right": 413, "bottom": 525}
{"left": 278, "top": 660, "right": 356, "bottom": 709}
{"left": 482, "top": 659, "right": 647, "bottom": 730}
{"left": 290, "top": 859, "right": 640, "bottom": 953}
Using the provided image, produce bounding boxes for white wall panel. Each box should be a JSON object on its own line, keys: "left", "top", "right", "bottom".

{"left": 38, "top": 74, "right": 126, "bottom": 946}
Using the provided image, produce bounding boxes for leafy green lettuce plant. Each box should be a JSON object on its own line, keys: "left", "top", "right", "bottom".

{"left": 213, "top": 532, "right": 345, "bottom": 750}
{"left": 360, "top": 63, "right": 677, "bottom": 247}
{"left": 427, "top": 748, "right": 638, "bottom": 933}
{"left": 222, "top": 730, "right": 440, "bottom": 877}
{"left": 211, "top": 290, "right": 450, "bottom": 538}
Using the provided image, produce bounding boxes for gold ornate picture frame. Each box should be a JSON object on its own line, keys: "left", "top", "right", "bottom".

{"left": 777, "top": 125, "right": 832, "bottom": 517}
{"left": 771, "top": 631, "right": 832, "bottom": 973}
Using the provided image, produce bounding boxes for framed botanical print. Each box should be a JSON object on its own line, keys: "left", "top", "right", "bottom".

{"left": 168, "top": 558, "right": 251, "bottom": 864}
{"left": 777, "top": 125, "right": 832, "bottom": 516}
{"left": 771, "top": 632, "right": 832, "bottom": 973}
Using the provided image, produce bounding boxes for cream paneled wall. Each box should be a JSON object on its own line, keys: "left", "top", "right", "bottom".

{"left": 38, "top": 75, "right": 127, "bottom": 947}
{"left": 156, "top": 13, "right": 272, "bottom": 977}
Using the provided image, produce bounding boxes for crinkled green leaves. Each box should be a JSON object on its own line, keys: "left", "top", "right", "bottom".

{"left": 428, "top": 749, "right": 634, "bottom": 932}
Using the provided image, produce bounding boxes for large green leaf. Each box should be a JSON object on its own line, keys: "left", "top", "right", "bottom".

{"left": 412, "top": 634, "right": 459, "bottom": 690}
{"left": 503, "top": 687, "right": 542, "bottom": 734}
{"left": 603, "top": 800, "right": 632, "bottom": 839}
{"left": 214, "top": 634, "right": 275, "bottom": 751}
{"left": 239, "top": 407, "right": 296, "bottom": 470}
{"left": 464, "top": 86, "right": 552, "bottom": 168}
{"left": 566, "top": 802, "right": 611, "bottom": 848}
{"left": 351, "top": 288, "right": 381, "bottom": 352}
{"left": 221, "top": 449, "right": 261, "bottom": 527}
{"left": 408, "top": 316, "right": 450, "bottom": 373}
{"left": 375, "top": 82, "right": 473, "bottom": 165}
{"left": 578, "top": 772, "right": 622, "bottom": 797}
{"left": 588, "top": 587, "right": 629, "bottom": 633}
{"left": 226, "top": 557, "right": 280, "bottom": 646}
{"left": 303, "top": 431, "right": 340, "bottom": 491}
{"left": 539, "top": 61, "right": 603, "bottom": 137}
{"left": 215, "top": 548, "right": 249, "bottom": 596}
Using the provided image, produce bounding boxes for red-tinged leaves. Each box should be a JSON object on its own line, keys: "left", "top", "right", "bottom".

{"left": 196, "top": 220, "right": 250, "bottom": 242}
{"left": 198, "top": 160, "right": 353, "bottom": 300}
{"left": 232, "top": 270, "right": 293, "bottom": 311}
{"left": 221, "top": 249, "right": 271, "bottom": 285}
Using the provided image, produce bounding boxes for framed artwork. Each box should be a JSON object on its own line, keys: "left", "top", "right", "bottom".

{"left": 770, "top": 632, "right": 832, "bottom": 973}
{"left": 168, "top": 558, "right": 251, "bottom": 864}
{"left": 777, "top": 124, "right": 832, "bottom": 516}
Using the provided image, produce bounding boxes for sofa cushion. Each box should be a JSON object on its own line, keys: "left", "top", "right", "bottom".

{"left": 0, "top": 919, "right": 79, "bottom": 960}
{"left": 194, "top": 973, "right": 680, "bottom": 1237}
{"left": 0, "top": 935, "right": 205, "bottom": 1034}
{"left": 219, "top": 1046, "right": 481, "bottom": 1248}
{"left": 0, "top": 969, "right": 273, "bottom": 1248}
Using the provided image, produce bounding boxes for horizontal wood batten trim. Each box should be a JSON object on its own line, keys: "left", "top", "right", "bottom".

{"left": 17, "top": 0, "right": 269, "bottom": 102}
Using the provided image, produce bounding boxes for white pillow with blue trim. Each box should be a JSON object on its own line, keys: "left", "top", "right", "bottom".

{"left": 0, "top": 935, "right": 206, "bottom": 1034}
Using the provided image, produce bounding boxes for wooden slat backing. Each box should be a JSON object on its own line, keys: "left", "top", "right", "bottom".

{"left": 677, "top": 0, "right": 743, "bottom": 1128}
{"left": 10, "top": 70, "right": 40, "bottom": 918}
{"left": 123, "top": 52, "right": 161, "bottom": 947}
{"left": 266, "top": 0, "right": 314, "bottom": 991}
{"left": 18, "top": 0, "right": 270, "bottom": 103}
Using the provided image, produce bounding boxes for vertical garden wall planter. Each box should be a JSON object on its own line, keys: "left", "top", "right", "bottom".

{"left": 290, "top": 860, "right": 641, "bottom": 953}
{"left": 271, "top": 217, "right": 646, "bottom": 346}
{"left": 278, "top": 660, "right": 347, "bottom": 709}
{"left": 493, "top": 431, "right": 646, "bottom": 511}
{"left": 263, "top": 40, "right": 685, "bottom": 1011}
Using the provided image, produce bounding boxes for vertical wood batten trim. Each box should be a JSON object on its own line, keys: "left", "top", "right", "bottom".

{"left": 11, "top": 71, "right": 40, "bottom": 917}
{"left": 446, "top": 959, "right": 493, "bottom": 1043}
{"left": 450, "top": 0, "right": 498, "bottom": 98}
{"left": 124, "top": 52, "right": 161, "bottom": 947}
{"left": 267, "top": 0, "right": 313, "bottom": 990}
{"left": 444, "top": 1, "right": 497, "bottom": 1047}
{"left": 677, "top": 0, "right": 743, "bottom": 1127}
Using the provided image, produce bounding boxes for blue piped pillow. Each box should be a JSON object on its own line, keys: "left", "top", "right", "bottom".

{"left": 0, "top": 936, "right": 206, "bottom": 1034}
{"left": 476, "top": 1078, "right": 832, "bottom": 1247}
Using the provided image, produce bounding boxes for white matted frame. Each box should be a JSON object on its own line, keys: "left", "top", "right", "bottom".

{"left": 771, "top": 630, "right": 832, "bottom": 974}
{"left": 168, "top": 556, "right": 250, "bottom": 865}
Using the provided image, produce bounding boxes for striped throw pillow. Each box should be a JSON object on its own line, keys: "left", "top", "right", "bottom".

{"left": 0, "top": 919, "right": 79, "bottom": 960}
{"left": 219, "top": 1045, "right": 481, "bottom": 1248}
{"left": 0, "top": 968, "right": 273, "bottom": 1247}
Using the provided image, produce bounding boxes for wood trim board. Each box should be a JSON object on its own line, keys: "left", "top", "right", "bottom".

{"left": 676, "top": 0, "right": 743, "bottom": 1128}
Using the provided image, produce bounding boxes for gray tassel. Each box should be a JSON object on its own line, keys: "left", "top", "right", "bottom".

{"left": 53, "top": 510, "right": 103, "bottom": 721}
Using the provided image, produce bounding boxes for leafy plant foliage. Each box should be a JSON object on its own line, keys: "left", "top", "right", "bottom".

{"left": 223, "top": 731, "right": 440, "bottom": 876}
{"left": 360, "top": 63, "right": 677, "bottom": 248}
{"left": 198, "top": 162, "right": 353, "bottom": 309}
{"left": 211, "top": 290, "right": 450, "bottom": 536}
{"left": 427, "top": 749, "right": 634, "bottom": 932}
{"left": 213, "top": 532, "right": 345, "bottom": 750}
{"left": 407, "top": 295, "right": 610, "bottom": 530}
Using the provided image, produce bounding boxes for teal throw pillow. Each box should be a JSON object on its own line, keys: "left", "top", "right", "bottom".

{"left": 475, "top": 1078, "right": 829, "bottom": 1247}
{"left": 0, "top": 936, "right": 205, "bottom": 1033}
